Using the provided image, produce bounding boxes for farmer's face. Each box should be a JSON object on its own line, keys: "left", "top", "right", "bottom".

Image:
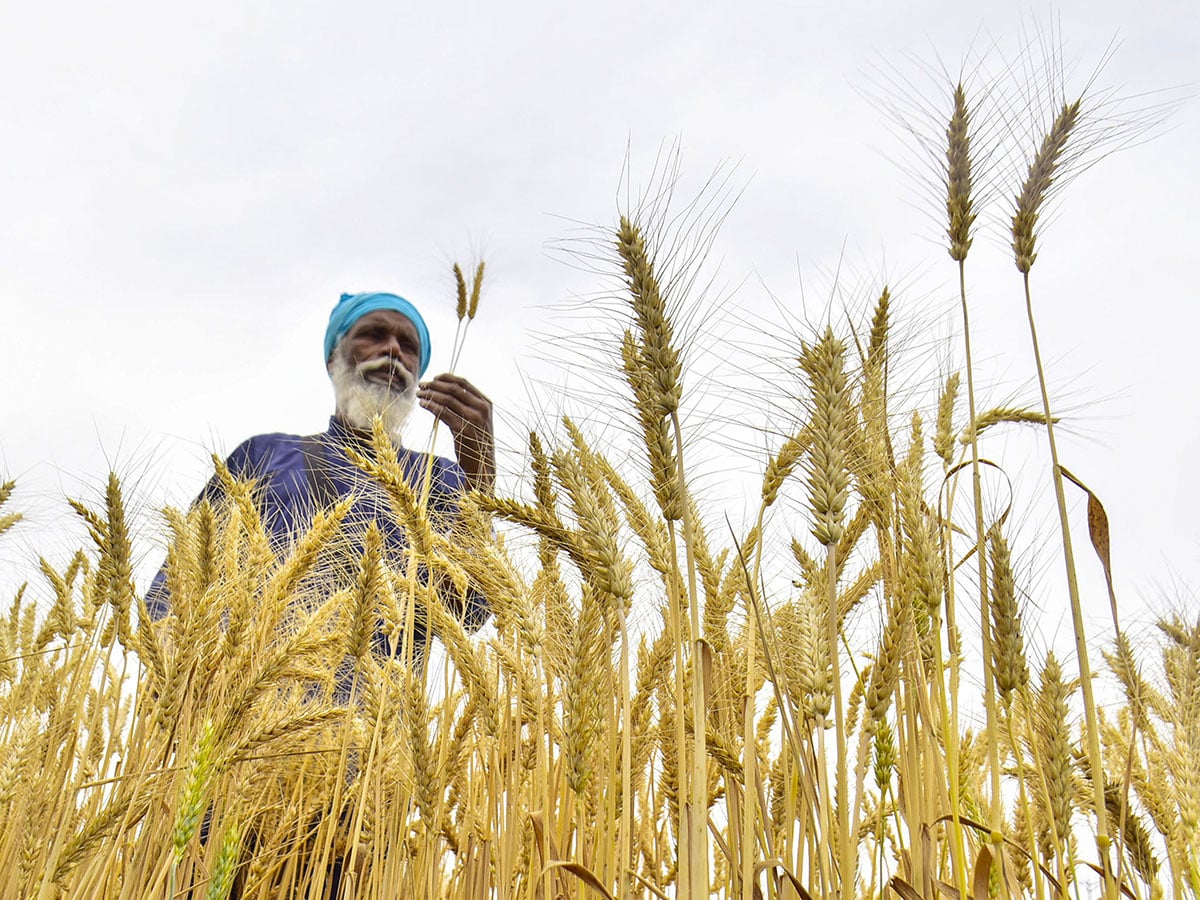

{"left": 335, "top": 309, "right": 421, "bottom": 384}
{"left": 328, "top": 310, "right": 421, "bottom": 438}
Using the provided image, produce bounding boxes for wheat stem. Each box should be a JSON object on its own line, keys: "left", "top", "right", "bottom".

{"left": 1022, "top": 268, "right": 1115, "bottom": 897}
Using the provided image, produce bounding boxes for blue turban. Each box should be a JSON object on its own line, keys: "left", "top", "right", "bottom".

{"left": 324, "top": 292, "right": 431, "bottom": 377}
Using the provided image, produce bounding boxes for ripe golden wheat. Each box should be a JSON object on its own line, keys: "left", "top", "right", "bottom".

{"left": 0, "top": 63, "right": 1192, "bottom": 900}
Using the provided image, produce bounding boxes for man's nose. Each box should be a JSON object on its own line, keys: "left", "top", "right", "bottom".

{"left": 378, "top": 335, "right": 415, "bottom": 374}
{"left": 379, "top": 333, "right": 404, "bottom": 359}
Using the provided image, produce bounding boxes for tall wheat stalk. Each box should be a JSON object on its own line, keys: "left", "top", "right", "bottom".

{"left": 0, "top": 44, "right": 1186, "bottom": 900}
{"left": 1011, "top": 95, "right": 1116, "bottom": 900}
{"left": 615, "top": 214, "right": 710, "bottom": 899}
{"left": 943, "top": 80, "right": 988, "bottom": 899}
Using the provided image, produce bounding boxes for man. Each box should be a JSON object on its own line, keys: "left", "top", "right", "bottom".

{"left": 147, "top": 290, "right": 494, "bottom": 655}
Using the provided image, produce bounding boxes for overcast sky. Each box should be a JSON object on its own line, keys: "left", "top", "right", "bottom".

{"left": 1, "top": 1, "right": 1196, "bottom": 650}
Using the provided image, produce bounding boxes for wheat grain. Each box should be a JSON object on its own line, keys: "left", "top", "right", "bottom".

{"left": 0, "top": 480, "right": 20, "bottom": 539}
{"left": 616, "top": 216, "right": 683, "bottom": 418}
{"left": 934, "top": 373, "right": 961, "bottom": 467}
{"left": 873, "top": 718, "right": 898, "bottom": 795}
{"left": 762, "top": 432, "right": 808, "bottom": 509}
{"left": 1012, "top": 100, "right": 1081, "bottom": 273}
{"left": 1103, "top": 778, "right": 1161, "bottom": 889}
{"left": 987, "top": 525, "right": 1029, "bottom": 707}
{"left": 173, "top": 718, "right": 219, "bottom": 862}
{"left": 468, "top": 261, "right": 485, "bottom": 320}
{"left": 205, "top": 819, "right": 243, "bottom": 900}
{"left": 959, "top": 406, "right": 1057, "bottom": 443}
{"left": 945, "top": 83, "right": 976, "bottom": 262}
{"left": 865, "top": 602, "right": 905, "bottom": 734}
{"left": 800, "top": 327, "right": 852, "bottom": 547}
{"left": 401, "top": 669, "right": 438, "bottom": 828}
{"left": 1034, "top": 652, "right": 1077, "bottom": 874}
{"left": 454, "top": 263, "right": 468, "bottom": 321}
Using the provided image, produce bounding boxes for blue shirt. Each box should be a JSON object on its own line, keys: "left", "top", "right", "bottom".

{"left": 147, "top": 417, "right": 489, "bottom": 674}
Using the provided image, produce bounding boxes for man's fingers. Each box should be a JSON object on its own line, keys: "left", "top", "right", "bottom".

{"left": 418, "top": 374, "right": 492, "bottom": 431}
{"left": 418, "top": 391, "right": 481, "bottom": 429}
{"left": 416, "top": 372, "right": 496, "bottom": 492}
{"left": 423, "top": 372, "right": 486, "bottom": 394}
{"left": 419, "top": 373, "right": 491, "bottom": 407}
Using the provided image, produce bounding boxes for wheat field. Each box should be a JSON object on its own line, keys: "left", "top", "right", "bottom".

{"left": 1, "top": 59, "right": 1195, "bottom": 900}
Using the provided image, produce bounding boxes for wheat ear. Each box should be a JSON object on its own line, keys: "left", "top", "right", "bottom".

{"left": 1014, "top": 93, "right": 1114, "bottom": 894}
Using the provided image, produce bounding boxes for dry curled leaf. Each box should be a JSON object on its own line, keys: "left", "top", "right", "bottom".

{"left": 540, "top": 860, "right": 614, "bottom": 899}
{"left": 1059, "top": 465, "right": 1118, "bottom": 626}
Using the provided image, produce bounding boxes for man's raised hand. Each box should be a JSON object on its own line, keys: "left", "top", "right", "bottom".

{"left": 417, "top": 373, "right": 495, "bottom": 494}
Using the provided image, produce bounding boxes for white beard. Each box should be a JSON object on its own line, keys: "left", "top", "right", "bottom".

{"left": 329, "top": 353, "right": 417, "bottom": 444}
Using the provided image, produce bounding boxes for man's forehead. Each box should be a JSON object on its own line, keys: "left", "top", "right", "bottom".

{"left": 348, "top": 309, "right": 419, "bottom": 336}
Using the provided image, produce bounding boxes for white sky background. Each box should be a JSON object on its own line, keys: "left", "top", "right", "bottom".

{"left": 1, "top": 1, "right": 1197, "bottom": 657}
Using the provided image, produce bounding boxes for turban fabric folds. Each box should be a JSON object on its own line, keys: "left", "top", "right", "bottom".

{"left": 324, "top": 292, "right": 432, "bottom": 377}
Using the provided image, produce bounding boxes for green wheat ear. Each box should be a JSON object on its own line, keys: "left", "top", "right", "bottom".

{"left": 173, "top": 719, "right": 219, "bottom": 862}
{"left": 204, "top": 820, "right": 242, "bottom": 900}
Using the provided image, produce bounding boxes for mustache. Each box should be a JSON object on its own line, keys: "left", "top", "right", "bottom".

{"left": 356, "top": 357, "right": 415, "bottom": 391}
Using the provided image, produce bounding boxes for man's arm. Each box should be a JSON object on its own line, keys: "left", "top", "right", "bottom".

{"left": 417, "top": 374, "right": 495, "bottom": 494}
